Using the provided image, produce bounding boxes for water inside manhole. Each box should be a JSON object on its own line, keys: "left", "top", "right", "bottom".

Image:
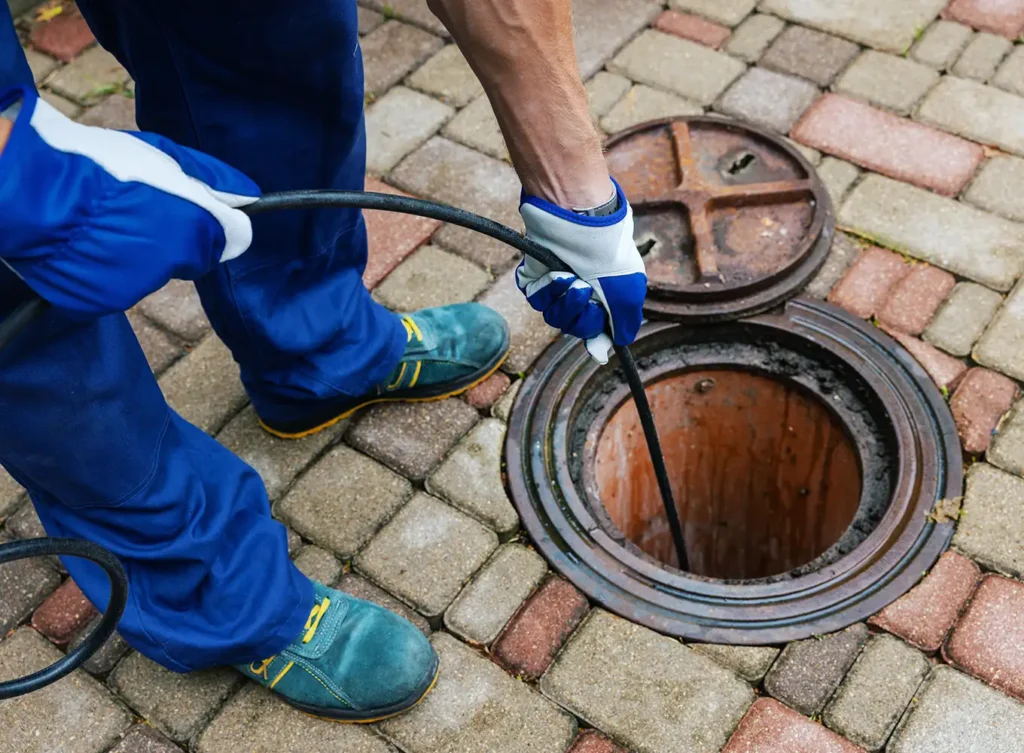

{"left": 594, "top": 369, "right": 862, "bottom": 580}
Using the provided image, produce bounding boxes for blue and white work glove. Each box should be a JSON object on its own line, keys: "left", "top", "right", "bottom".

{"left": 0, "top": 85, "right": 259, "bottom": 319}
{"left": 516, "top": 179, "right": 646, "bottom": 364}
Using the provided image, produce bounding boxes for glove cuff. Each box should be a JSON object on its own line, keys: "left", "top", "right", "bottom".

{"left": 519, "top": 177, "right": 628, "bottom": 228}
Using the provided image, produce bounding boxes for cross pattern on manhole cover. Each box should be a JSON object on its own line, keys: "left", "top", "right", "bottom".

{"left": 605, "top": 116, "right": 834, "bottom": 322}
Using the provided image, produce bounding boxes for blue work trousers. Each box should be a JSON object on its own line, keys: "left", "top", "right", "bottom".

{"left": 0, "top": 0, "right": 406, "bottom": 671}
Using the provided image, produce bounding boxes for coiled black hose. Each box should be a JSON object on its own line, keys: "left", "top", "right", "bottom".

{"left": 0, "top": 188, "right": 689, "bottom": 699}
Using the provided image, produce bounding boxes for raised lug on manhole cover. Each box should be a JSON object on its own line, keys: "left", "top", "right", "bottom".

{"left": 606, "top": 116, "right": 834, "bottom": 322}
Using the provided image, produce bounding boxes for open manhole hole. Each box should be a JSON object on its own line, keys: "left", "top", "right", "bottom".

{"left": 505, "top": 117, "right": 962, "bottom": 645}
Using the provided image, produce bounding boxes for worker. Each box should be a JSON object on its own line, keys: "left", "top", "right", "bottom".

{"left": 0, "top": 0, "right": 645, "bottom": 722}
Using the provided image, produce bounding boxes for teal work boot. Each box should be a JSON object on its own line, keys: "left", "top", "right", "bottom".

{"left": 237, "top": 581, "right": 439, "bottom": 722}
{"left": 259, "top": 303, "right": 510, "bottom": 438}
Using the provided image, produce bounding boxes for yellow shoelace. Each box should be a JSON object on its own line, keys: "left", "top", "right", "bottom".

{"left": 389, "top": 318, "right": 424, "bottom": 390}
{"left": 248, "top": 597, "right": 330, "bottom": 689}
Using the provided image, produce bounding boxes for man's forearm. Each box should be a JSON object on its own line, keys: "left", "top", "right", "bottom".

{"left": 0, "top": 117, "right": 11, "bottom": 155}
{"left": 427, "top": 0, "right": 612, "bottom": 209}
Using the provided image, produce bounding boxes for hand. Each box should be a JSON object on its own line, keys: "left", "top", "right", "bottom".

{"left": 516, "top": 179, "right": 647, "bottom": 364}
{"left": 0, "top": 85, "right": 259, "bottom": 319}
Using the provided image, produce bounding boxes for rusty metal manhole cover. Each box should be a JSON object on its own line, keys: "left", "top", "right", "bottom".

{"left": 606, "top": 116, "right": 834, "bottom": 322}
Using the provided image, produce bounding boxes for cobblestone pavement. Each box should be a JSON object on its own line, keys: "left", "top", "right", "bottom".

{"left": 5, "top": 1, "right": 1024, "bottom": 751}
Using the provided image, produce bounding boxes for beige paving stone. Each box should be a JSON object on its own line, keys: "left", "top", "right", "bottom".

{"left": 478, "top": 267, "right": 560, "bottom": 374}
{"left": 541, "top": 610, "right": 755, "bottom": 753}
{"left": 835, "top": 50, "right": 940, "bottom": 114}
{"left": 406, "top": 44, "right": 483, "bottom": 108}
{"left": 608, "top": 30, "right": 745, "bottom": 106}
{"left": 992, "top": 45, "right": 1024, "bottom": 96}
{"left": 275, "top": 444, "right": 412, "bottom": 558}
{"left": 159, "top": 335, "right": 247, "bottom": 435}
{"left": 965, "top": 155, "right": 1024, "bottom": 222}
{"left": 362, "top": 0, "right": 447, "bottom": 36}
{"left": 127, "top": 309, "right": 184, "bottom": 375}
{"left": 381, "top": 632, "right": 576, "bottom": 753}
{"left": 975, "top": 277, "right": 1024, "bottom": 379}
{"left": 669, "top": 0, "right": 757, "bottom": 26}
{"left": 40, "top": 89, "right": 82, "bottom": 118}
{"left": 725, "top": 13, "right": 786, "bottom": 62}
{"left": 47, "top": 45, "right": 129, "bottom": 105}
{"left": 953, "top": 32, "right": 1012, "bottom": 81}
{"left": 25, "top": 47, "right": 58, "bottom": 83}
{"left": 491, "top": 378, "right": 522, "bottom": 421}
{"left": 923, "top": 281, "right": 1003, "bottom": 356}
{"left": 952, "top": 463, "right": 1024, "bottom": 577}
{"left": 715, "top": 66, "right": 819, "bottom": 134}
{"left": 600, "top": 84, "right": 703, "bottom": 134}
{"left": 804, "top": 231, "right": 863, "bottom": 299}
{"left": 817, "top": 157, "right": 861, "bottom": 205}
{"left": 366, "top": 86, "right": 453, "bottom": 174}
{"left": 572, "top": 0, "right": 663, "bottom": 80}
{"left": 292, "top": 545, "right": 343, "bottom": 585}
{"left": 912, "top": 20, "right": 974, "bottom": 69}
{"left": 0, "top": 467, "right": 25, "bottom": 518}
{"left": 442, "top": 94, "right": 508, "bottom": 161}
{"left": 586, "top": 71, "right": 633, "bottom": 121}
{"left": 138, "top": 279, "right": 210, "bottom": 343}
{"left": 990, "top": 396, "right": 1024, "bottom": 476}
{"left": 362, "top": 21, "right": 443, "bottom": 97}
{"left": 0, "top": 628, "right": 131, "bottom": 753}
{"left": 760, "top": 24, "right": 860, "bottom": 86}
{"left": 375, "top": 245, "right": 491, "bottom": 312}
{"left": 917, "top": 76, "right": 1024, "bottom": 156}
{"left": 691, "top": 644, "right": 780, "bottom": 683}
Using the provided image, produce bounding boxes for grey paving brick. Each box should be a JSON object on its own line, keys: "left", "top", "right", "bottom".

{"left": 442, "top": 95, "right": 508, "bottom": 160}
{"left": 888, "top": 666, "right": 1024, "bottom": 753}
{"left": 975, "top": 278, "right": 1024, "bottom": 379}
{"left": 361, "top": 0, "right": 447, "bottom": 37}
{"left": 839, "top": 174, "right": 1024, "bottom": 292}
{"left": 24, "top": 47, "right": 58, "bottom": 83}
{"left": 366, "top": 86, "right": 453, "bottom": 174}
{"left": 822, "top": 634, "right": 930, "bottom": 751}
{"left": 608, "top": 30, "right": 745, "bottom": 106}
{"left": 78, "top": 92, "right": 137, "bottom": 129}
{"left": 669, "top": 0, "right": 757, "bottom": 26}
{"left": 690, "top": 644, "right": 780, "bottom": 683}
{"left": 391, "top": 137, "right": 522, "bottom": 272}
{"left": 478, "top": 268, "right": 560, "bottom": 374}
{"left": 966, "top": 155, "right": 1024, "bottom": 223}
{"left": 357, "top": 6, "right": 385, "bottom": 36}
{"left": 69, "top": 614, "right": 131, "bottom": 676}
{"left": 953, "top": 32, "right": 1012, "bottom": 81}
{"left": 586, "top": 71, "right": 632, "bottom": 120}
{"left": 109, "top": 651, "right": 240, "bottom": 742}
{"left": 993, "top": 45, "right": 1024, "bottom": 96}
{"left": 763, "top": 623, "right": 870, "bottom": 716}
{"left": 541, "top": 610, "right": 754, "bottom": 753}
{"left": 108, "top": 724, "right": 183, "bottom": 753}
{"left": 0, "top": 534, "right": 60, "bottom": 634}
{"left": 572, "top": 0, "right": 663, "bottom": 80}
{"left": 0, "top": 467, "right": 24, "bottom": 519}
{"left": 41, "top": 89, "right": 82, "bottom": 118}
{"left": 406, "top": 44, "right": 483, "bottom": 108}
{"left": 724, "top": 13, "right": 786, "bottom": 63}
{"left": 48, "top": 46, "right": 129, "bottom": 105}
{"left": 362, "top": 21, "right": 443, "bottom": 98}
{"left": 381, "top": 632, "right": 576, "bottom": 753}
{"left": 159, "top": 335, "right": 247, "bottom": 435}
{"left": 491, "top": 378, "right": 522, "bottom": 421}
{"left": 127, "top": 309, "right": 184, "bottom": 375}
{"left": 0, "top": 628, "right": 131, "bottom": 753}
{"left": 292, "top": 545, "right": 343, "bottom": 585}
{"left": 275, "top": 444, "right": 412, "bottom": 558}
{"left": 216, "top": 405, "right": 344, "bottom": 502}
{"left": 5, "top": 502, "right": 47, "bottom": 540}
{"left": 600, "top": 84, "right": 702, "bottom": 134}
{"left": 337, "top": 573, "right": 432, "bottom": 634}
{"left": 952, "top": 463, "right": 1024, "bottom": 577}
{"left": 286, "top": 527, "right": 302, "bottom": 555}
{"left": 912, "top": 20, "right": 974, "bottom": 69}
{"left": 760, "top": 0, "right": 947, "bottom": 54}
{"left": 835, "top": 50, "right": 940, "bottom": 114}
{"left": 804, "top": 231, "right": 862, "bottom": 299}
{"left": 375, "top": 245, "right": 491, "bottom": 311}
{"left": 715, "top": 66, "right": 818, "bottom": 133}
{"left": 444, "top": 543, "right": 547, "bottom": 645}
{"left": 817, "top": 157, "right": 861, "bottom": 205}
{"left": 137, "top": 280, "right": 210, "bottom": 342}
{"left": 427, "top": 418, "right": 518, "bottom": 534}
{"left": 346, "top": 398, "right": 479, "bottom": 480}
{"left": 923, "top": 282, "right": 1003, "bottom": 356}
{"left": 990, "top": 396, "right": 1024, "bottom": 476}
{"left": 355, "top": 492, "right": 498, "bottom": 617}
{"left": 918, "top": 76, "right": 1024, "bottom": 157}
{"left": 197, "top": 685, "right": 396, "bottom": 753}
{"left": 760, "top": 25, "right": 859, "bottom": 86}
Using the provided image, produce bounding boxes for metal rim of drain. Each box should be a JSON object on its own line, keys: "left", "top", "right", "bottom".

{"left": 505, "top": 116, "right": 963, "bottom": 645}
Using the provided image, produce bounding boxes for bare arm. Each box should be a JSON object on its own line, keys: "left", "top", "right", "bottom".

{"left": 0, "top": 117, "right": 11, "bottom": 154}
{"left": 427, "top": 0, "right": 613, "bottom": 210}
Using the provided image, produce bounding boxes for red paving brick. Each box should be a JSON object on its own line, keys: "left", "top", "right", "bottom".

{"left": 876, "top": 264, "right": 956, "bottom": 336}
{"left": 31, "top": 578, "right": 98, "bottom": 646}
{"left": 869, "top": 551, "right": 981, "bottom": 652}
{"left": 828, "top": 245, "right": 910, "bottom": 319}
{"left": 491, "top": 576, "right": 590, "bottom": 681}
{"left": 945, "top": 0, "right": 1024, "bottom": 38}
{"left": 363, "top": 177, "right": 441, "bottom": 289}
{"left": 884, "top": 329, "right": 968, "bottom": 393}
{"left": 791, "top": 94, "right": 984, "bottom": 196}
{"left": 723, "top": 698, "right": 867, "bottom": 753}
{"left": 654, "top": 10, "right": 731, "bottom": 49}
{"left": 950, "top": 367, "right": 1019, "bottom": 454}
{"left": 567, "top": 729, "right": 629, "bottom": 753}
{"left": 944, "top": 574, "right": 1024, "bottom": 701}
{"left": 28, "top": 7, "right": 95, "bottom": 63}
{"left": 465, "top": 371, "right": 511, "bottom": 410}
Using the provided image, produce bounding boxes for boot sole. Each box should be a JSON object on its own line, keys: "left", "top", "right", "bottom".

{"left": 258, "top": 332, "right": 511, "bottom": 440}
{"left": 291, "top": 658, "right": 440, "bottom": 724}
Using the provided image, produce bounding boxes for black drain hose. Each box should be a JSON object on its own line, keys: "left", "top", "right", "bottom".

{"left": 0, "top": 189, "right": 689, "bottom": 699}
